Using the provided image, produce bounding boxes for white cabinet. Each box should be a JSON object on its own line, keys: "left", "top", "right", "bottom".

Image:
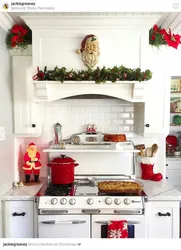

{"left": 2, "top": 201, "right": 34, "bottom": 238}
{"left": 12, "top": 56, "right": 42, "bottom": 136}
{"left": 166, "top": 159, "right": 181, "bottom": 192}
{"left": 147, "top": 201, "right": 180, "bottom": 238}
{"left": 134, "top": 46, "right": 170, "bottom": 136}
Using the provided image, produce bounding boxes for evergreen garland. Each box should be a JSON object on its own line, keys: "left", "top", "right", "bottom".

{"left": 33, "top": 66, "right": 152, "bottom": 84}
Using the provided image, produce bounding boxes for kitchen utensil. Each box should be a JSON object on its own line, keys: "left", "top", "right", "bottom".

{"left": 145, "top": 147, "right": 152, "bottom": 157}
{"left": 48, "top": 155, "right": 79, "bottom": 184}
{"left": 140, "top": 148, "right": 145, "bottom": 157}
{"left": 151, "top": 144, "right": 158, "bottom": 157}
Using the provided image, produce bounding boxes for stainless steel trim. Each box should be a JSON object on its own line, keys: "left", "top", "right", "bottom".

{"left": 95, "top": 220, "right": 141, "bottom": 225}
{"left": 41, "top": 220, "right": 87, "bottom": 224}
{"left": 114, "top": 210, "right": 143, "bottom": 215}
{"left": 39, "top": 210, "right": 68, "bottom": 215}
{"left": 82, "top": 209, "right": 100, "bottom": 214}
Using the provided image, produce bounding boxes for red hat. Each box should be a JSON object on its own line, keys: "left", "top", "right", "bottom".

{"left": 29, "top": 142, "right": 36, "bottom": 147}
{"left": 76, "top": 34, "right": 97, "bottom": 54}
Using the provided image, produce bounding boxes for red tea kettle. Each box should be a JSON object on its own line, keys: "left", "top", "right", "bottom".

{"left": 48, "top": 155, "right": 79, "bottom": 184}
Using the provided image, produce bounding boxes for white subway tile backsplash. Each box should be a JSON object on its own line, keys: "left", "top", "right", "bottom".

{"left": 85, "top": 107, "right": 98, "bottom": 112}
{"left": 104, "top": 113, "right": 118, "bottom": 119}
{"left": 98, "top": 106, "right": 112, "bottom": 112}
{"left": 42, "top": 98, "right": 134, "bottom": 138}
{"left": 111, "top": 107, "right": 124, "bottom": 112}
{"left": 111, "top": 120, "right": 124, "bottom": 125}
{"left": 125, "top": 106, "right": 134, "bottom": 112}
{"left": 118, "top": 113, "right": 130, "bottom": 118}
{"left": 91, "top": 113, "right": 104, "bottom": 119}
{"left": 72, "top": 106, "right": 85, "bottom": 112}
{"left": 125, "top": 120, "right": 134, "bottom": 125}
{"left": 118, "top": 126, "right": 130, "bottom": 132}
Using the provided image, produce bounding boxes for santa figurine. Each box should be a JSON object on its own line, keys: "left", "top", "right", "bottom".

{"left": 76, "top": 34, "right": 100, "bottom": 68}
{"left": 23, "top": 143, "right": 42, "bottom": 183}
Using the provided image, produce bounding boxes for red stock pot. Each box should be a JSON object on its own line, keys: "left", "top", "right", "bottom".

{"left": 48, "top": 155, "right": 79, "bottom": 184}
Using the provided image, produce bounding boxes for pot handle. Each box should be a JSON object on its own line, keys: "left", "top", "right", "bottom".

{"left": 75, "top": 163, "right": 79, "bottom": 167}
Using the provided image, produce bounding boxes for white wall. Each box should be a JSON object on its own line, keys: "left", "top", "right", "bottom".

{"left": 0, "top": 26, "right": 14, "bottom": 237}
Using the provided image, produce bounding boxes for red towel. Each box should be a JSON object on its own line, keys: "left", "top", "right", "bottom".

{"left": 107, "top": 220, "right": 128, "bottom": 238}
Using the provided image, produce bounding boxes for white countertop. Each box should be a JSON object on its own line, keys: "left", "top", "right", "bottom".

{"left": 136, "top": 178, "right": 181, "bottom": 201}
{"left": 1, "top": 178, "right": 46, "bottom": 201}
{"left": 1, "top": 178, "right": 181, "bottom": 202}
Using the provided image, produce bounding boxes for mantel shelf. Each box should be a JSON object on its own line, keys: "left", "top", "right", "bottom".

{"left": 33, "top": 80, "right": 148, "bottom": 102}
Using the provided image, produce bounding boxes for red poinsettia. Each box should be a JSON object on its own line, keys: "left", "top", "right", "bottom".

{"left": 150, "top": 24, "right": 181, "bottom": 49}
{"left": 5, "top": 24, "right": 32, "bottom": 50}
{"left": 11, "top": 25, "right": 28, "bottom": 36}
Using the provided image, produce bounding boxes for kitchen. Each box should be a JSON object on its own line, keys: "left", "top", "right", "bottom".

{"left": 1, "top": 11, "right": 181, "bottom": 240}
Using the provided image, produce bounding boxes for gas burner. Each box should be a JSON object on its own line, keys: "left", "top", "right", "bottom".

{"left": 44, "top": 183, "right": 74, "bottom": 196}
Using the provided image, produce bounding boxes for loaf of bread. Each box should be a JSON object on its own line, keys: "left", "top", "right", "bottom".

{"left": 104, "top": 134, "right": 126, "bottom": 142}
{"left": 98, "top": 181, "right": 142, "bottom": 193}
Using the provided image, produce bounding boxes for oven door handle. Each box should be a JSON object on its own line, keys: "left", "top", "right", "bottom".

{"left": 41, "top": 220, "right": 87, "bottom": 224}
{"left": 82, "top": 209, "right": 100, "bottom": 214}
{"left": 114, "top": 210, "right": 141, "bottom": 215}
{"left": 95, "top": 220, "right": 140, "bottom": 225}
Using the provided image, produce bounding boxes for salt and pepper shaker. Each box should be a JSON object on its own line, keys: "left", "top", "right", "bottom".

{"left": 86, "top": 124, "right": 97, "bottom": 134}
{"left": 54, "top": 122, "right": 64, "bottom": 147}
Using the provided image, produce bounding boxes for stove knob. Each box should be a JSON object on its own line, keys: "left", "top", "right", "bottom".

{"left": 87, "top": 198, "right": 94, "bottom": 205}
{"left": 124, "top": 198, "right": 130, "bottom": 205}
{"left": 60, "top": 198, "right": 67, "bottom": 205}
{"left": 105, "top": 197, "right": 112, "bottom": 205}
{"left": 50, "top": 198, "right": 58, "bottom": 205}
{"left": 69, "top": 198, "right": 76, "bottom": 205}
{"left": 114, "top": 198, "right": 121, "bottom": 205}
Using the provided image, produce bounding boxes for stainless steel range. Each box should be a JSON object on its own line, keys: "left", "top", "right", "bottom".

{"left": 36, "top": 175, "right": 147, "bottom": 238}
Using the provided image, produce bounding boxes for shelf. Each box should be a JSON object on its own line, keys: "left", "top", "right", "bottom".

{"left": 166, "top": 156, "right": 181, "bottom": 161}
{"left": 43, "top": 143, "right": 140, "bottom": 153}
{"left": 33, "top": 80, "right": 148, "bottom": 102}
{"left": 170, "top": 125, "right": 181, "bottom": 131}
{"left": 43, "top": 148, "right": 140, "bottom": 153}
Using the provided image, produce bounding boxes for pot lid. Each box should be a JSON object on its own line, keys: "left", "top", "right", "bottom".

{"left": 51, "top": 155, "right": 75, "bottom": 164}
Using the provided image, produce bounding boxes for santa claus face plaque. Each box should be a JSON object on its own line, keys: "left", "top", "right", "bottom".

{"left": 76, "top": 34, "right": 100, "bottom": 68}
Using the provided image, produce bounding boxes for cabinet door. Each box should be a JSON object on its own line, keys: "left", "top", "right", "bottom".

{"left": 148, "top": 202, "right": 180, "bottom": 238}
{"left": 135, "top": 46, "right": 170, "bottom": 136}
{"left": 3, "top": 201, "right": 34, "bottom": 238}
{"left": 12, "top": 56, "right": 42, "bottom": 136}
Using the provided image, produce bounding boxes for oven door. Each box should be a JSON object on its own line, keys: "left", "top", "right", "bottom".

{"left": 38, "top": 215, "right": 90, "bottom": 238}
{"left": 92, "top": 215, "right": 146, "bottom": 238}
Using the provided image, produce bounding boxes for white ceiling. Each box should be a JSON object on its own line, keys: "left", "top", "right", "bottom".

{"left": 7, "top": 12, "right": 181, "bottom": 34}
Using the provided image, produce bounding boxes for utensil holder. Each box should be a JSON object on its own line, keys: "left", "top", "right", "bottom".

{"left": 141, "top": 163, "right": 154, "bottom": 180}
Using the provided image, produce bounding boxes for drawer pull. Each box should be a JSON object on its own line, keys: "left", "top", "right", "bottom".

{"left": 158, "top": 212, "right": 171, "bottom": 217}
{"left": 12, "top": 212, "right": 26, "bottom": 217}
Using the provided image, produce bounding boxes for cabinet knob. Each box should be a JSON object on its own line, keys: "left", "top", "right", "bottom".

{"left": 166, "top": 177, "right": 168, "bottom": 179}
{"left": 166, "top": 164, "right": 168, "bottom": 166}
{"left": 32, "top": 124, "right": 36, "bottom": 128}
{"left": 158, "top": 212, "right": 171, "bottom": 217}
{"left": 12, "top": 212, "right": 26, "bottom": 216}
{"left": 145, "top": 124, "right": 150, "bottom": 127}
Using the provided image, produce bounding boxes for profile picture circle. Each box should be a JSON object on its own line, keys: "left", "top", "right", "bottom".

{"left": 3, "top": 3, "right": 9, "bottom": 9}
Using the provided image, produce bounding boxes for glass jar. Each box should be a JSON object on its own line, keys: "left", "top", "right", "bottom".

{"left": 174, "top": 146, "right": 181, "bottom": 156}
{"left": 166, "top": 144, "right": 175, "bottom": 156}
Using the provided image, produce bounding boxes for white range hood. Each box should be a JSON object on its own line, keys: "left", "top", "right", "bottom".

{"left": 21, "top": 13, "right": 161, "bottom": 102}
{"left": 33, "top": 80, "right": 147, "bottom": 102}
